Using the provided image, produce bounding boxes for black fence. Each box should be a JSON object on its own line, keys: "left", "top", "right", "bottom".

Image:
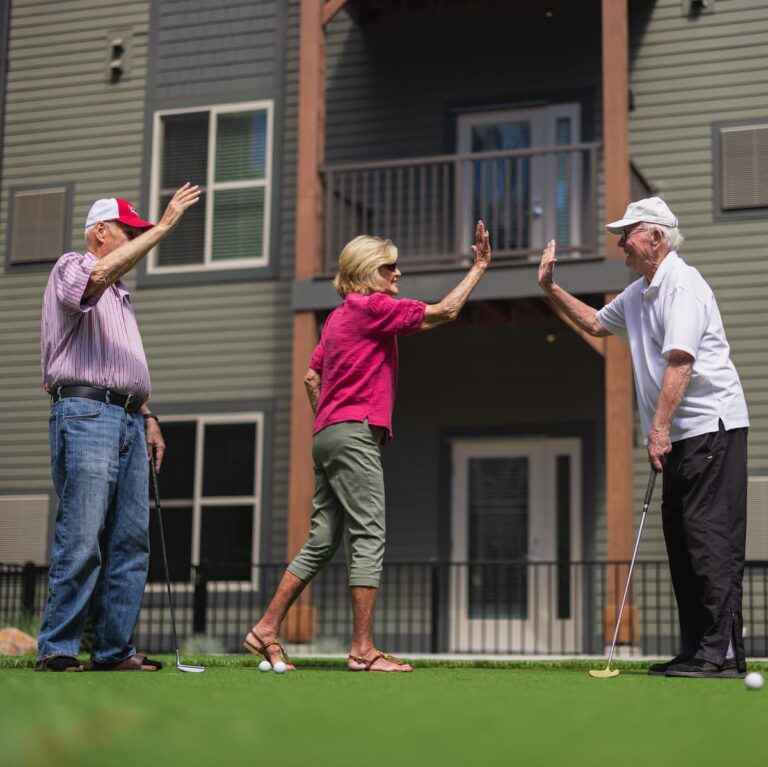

{"left": 3, "top": 561, "right": 767, "bottom": 657}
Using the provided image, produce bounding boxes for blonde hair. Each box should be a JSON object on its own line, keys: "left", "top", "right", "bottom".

{"left": 333, "top": 235, "right": 398, "bottom": 298}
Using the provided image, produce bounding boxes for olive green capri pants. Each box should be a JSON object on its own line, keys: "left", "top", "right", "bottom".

{"left": 287, "top": 420, "right": 387, "bottom": 589}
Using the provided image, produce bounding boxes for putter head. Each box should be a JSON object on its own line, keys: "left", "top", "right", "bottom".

{"left": 176, "top": 649, "right": 205, "bottom": 673}
{"left": 589, "top": 667, "right": 620, "bottom": 678}
{"left": 177, "top": 662, "right": 205, "bottom": 673}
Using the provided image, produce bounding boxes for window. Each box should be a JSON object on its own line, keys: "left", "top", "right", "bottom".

{"left": 149, "top": 102, "right": 272, "bottom": 273}
{"left": 147, "top": 413, "right": 264, "bottom": 584}
{"left": 713, "top": 120, "right": 768, "bottom": 219}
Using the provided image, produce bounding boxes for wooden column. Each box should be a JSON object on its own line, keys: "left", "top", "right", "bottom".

{"left": 601, "top": 0, "right": 636, "bottom": 644}
{"left": 283, "top": 0, "right": 327, "bottom": 642}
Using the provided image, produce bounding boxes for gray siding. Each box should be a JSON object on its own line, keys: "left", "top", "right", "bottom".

{"left": 324, "top": 6, "right": 602, "bottom": 162}
{"left": 321, "top": 5, "right": 612, "bottom": 560}
{"left": 0, "top": 0, "right": 297, "bottom": 562}
{"left": 141, "top": 0, "right": 294, "bottom": 560}
{"left": 627, "top": 0, "right": 768, "bottom": 555}
{"left": 0, "top": 0, "right": 151, "bottom": 493}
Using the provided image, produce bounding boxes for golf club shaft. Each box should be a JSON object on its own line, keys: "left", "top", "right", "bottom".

{"left": 605, "top": 469, "right": 657, "bottom": 667}
{"left": 149, "top": 458, "right": 182, "bottom": 654}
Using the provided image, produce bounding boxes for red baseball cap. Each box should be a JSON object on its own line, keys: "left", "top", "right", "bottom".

{"left": 84, "top": 197, "right": 154, "bottom": 231}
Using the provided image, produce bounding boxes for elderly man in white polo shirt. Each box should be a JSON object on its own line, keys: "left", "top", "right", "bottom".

{"left": 537, "top": 197, "right": 749, "bottom": 679}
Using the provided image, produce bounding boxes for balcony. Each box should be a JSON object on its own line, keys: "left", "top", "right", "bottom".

{"left": 320, "top": 142, "right": 600, "bottom": 275}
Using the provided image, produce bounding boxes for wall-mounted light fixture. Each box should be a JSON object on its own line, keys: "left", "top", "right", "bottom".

{"left": 682, "top": 0, "right": 715, "bottom": 16}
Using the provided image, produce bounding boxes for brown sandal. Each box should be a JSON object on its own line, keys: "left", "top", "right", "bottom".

{"left": 348, "top": 651, "right": 411, "bottom": 672}
{"left": 243, "top": 631, "right": 291, "bottom": 666}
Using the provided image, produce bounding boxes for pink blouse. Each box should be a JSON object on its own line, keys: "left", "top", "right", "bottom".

{"left": 310, "top": 292, "right": 426, "bottom": 441}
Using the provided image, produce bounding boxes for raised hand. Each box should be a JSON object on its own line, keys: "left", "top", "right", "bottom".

{"left": 158, "top": 182, "right": 201, "bottom": 232}
{"left": 538, "top": 239, "right": 557, "bottom": 291}
{"left": 471, "top": 220, "right": 491, "bottom": 269}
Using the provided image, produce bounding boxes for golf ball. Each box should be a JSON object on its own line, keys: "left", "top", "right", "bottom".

{"left": 745, "top": 672, "right": 764, "bottom": 690}
{"left": 258, "top": 660, "right": 271, "bottom": 673}
{"left": 273, "top": 660, "right": 287, "bottom": 674}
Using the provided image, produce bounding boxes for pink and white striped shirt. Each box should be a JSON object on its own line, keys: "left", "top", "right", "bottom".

{"left": 41, "top": 251, "right": 151, "bottom": 400}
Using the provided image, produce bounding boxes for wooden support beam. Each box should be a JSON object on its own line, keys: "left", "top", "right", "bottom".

{"left": 285, "top": 0, "right": 327, "bottom": 642}
{"left": 602, "top": 0, "right": 635, "bottom": 645}
{"left": 322, "top": 0, "right": 349, "bottom": 26}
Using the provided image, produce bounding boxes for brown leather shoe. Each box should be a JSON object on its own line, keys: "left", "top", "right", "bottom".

{"left": 35, "top": 654, "right": 83, "bottom": 672}
{"left": 86, "top": 653, "right": 162, "bottom": 671}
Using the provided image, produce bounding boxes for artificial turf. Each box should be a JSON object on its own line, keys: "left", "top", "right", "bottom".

{"left": 1, "top": 657, "right": 766, "bottom": 767}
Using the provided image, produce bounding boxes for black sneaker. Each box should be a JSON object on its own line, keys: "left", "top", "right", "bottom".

{"left": 665, "top": 658, "right": 745, "bottom": 679}
{"left": 647, "top": 654, "right": 692, "bottom": 676}
{"left": 35, "top": 655, "right": 83, "bottom": 672}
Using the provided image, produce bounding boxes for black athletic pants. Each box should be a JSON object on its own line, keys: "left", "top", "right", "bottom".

{"left": 661, "top": 420, "right": 748, "bottom": 670}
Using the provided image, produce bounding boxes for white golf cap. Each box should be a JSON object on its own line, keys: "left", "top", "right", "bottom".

{"left": 84, "top": 197, "right": 154, "bottom": 232}
{"left": 605, "top": 197, "right": 678, "bottom": 234}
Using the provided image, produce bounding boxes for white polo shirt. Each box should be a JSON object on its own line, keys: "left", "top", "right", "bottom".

{"left": 596, "top": 251, "right": 749, "bottom": 443}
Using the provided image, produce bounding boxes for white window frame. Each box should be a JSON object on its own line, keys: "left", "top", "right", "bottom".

{"left": 145, "top": 411, "right": 265, "bottom": 591}
{"left": 148, "top": 101, "right": 273, "bottom": 273}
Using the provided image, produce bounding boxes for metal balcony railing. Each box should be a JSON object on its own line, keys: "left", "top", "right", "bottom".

{"left": 321, "top": 143, "right": 600, "bottom": 274}
{"left": 5, "top": 560, "right": 767, "bottom": 658}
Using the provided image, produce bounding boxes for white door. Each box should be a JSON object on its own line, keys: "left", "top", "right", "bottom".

{"left": 449, "top": 438, "right": 582, "bottom": 653}
{"left": 456, "top": 104, "right": 581, "bottom": 258}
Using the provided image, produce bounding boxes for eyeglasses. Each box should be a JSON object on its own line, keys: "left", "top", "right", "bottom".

{"left": 383, "top": 262, "right": 398, "bottom": 272}
{"left": 620, "top": 225, "right": 642, "bottom": 241}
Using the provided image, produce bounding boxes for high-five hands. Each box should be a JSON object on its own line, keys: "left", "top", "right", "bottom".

{"left": 472, "top": 220, "right": 491, "bottom": 269}
{"left": 538, "top": 239, "right": 557, "bottom": 292}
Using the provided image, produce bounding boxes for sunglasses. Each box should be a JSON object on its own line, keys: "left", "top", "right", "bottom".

{"left": 383, "top": 262, "right": 398, "bottom": 272}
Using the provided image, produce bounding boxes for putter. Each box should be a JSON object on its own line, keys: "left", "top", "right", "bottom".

{"left": 589, "top": 468, "right": 657, "bottom": 679}
{"left": 149, "top": 458, "right": 205, "bottom": 673}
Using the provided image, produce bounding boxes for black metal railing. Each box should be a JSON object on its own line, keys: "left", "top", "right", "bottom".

{"left": 321, "top": 143, "right": 600, "bottom": 273}
{"left": 4, "top": 561, "right": 767, "bottom": 657}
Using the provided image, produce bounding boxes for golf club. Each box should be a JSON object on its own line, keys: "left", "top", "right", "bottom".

{"left": 149, "top": 457, "right": 205, "bottom": 673}
{"left": 589, "top": 468, "right": 657, "bottom": 679}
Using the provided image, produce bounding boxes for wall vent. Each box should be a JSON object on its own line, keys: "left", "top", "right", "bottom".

{"left": 8, "top": 187, "right": 69, "bottom": 264}
{"left": 746, "top": 477, "right": 768, "bottom": 561}
{"left": 0, "top": 495, "right": 51, "bottom": 565}
{"left": 720, "top": 125, "right": 768, "bottom": 211}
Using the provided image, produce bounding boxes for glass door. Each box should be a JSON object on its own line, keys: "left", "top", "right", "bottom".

{"left": 456, "top": 104, "right": 581, "bottom": 258}
{"left": 449, "top": 438, "right": 582, "bottom": 653}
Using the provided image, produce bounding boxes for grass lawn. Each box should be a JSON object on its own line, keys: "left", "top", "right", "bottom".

{"left": 1, "top": 657, "right": 766, "bottom": 767}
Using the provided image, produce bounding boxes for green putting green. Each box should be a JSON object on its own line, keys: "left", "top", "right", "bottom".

{"left": 1, "top": 658, "right": 766, "bottom": 767}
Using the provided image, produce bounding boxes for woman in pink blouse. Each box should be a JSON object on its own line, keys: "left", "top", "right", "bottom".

{"left": 245, "top": 223, "right": 491, "bottom": 671}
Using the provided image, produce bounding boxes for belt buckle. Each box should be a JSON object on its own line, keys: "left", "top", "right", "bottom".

{"left": 124, "top": 394, "right": 140, "bottom": 412}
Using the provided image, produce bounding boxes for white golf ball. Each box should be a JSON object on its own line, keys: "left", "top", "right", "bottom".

{"left": 273, "top": 660, "right": 287, "bottom": 674}
{"left": 745, "top": 672, "right": 764, "bottom": 690}
{"left": 258, "top": 660, "right": 271, "bottom": 673}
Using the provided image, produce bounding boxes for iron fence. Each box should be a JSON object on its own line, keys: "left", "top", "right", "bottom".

{"left": 321, "top": 142, "right": 600, "bottom": 273}
{"left": 3, "top": 561, "right": 767, "bottom": 657}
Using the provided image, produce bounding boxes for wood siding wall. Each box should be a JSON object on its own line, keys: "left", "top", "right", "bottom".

{"left": 0, "top": 0, "right": 152, "bottom": 495}
{"left": 627, "top": 0, "right": 768, "bottom": 557}
{"left": 321, "top": 5, "right": 610, "bottom": 561}
{"left": 0, "top": 1, "right": 297, "bottom": 562}
{"left": 138, "top": 0, "right": 293, "bottom": 560}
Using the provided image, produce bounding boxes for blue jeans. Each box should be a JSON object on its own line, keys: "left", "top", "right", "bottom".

{"left": 37, "top": 397, "right": 150, "bottom": 663}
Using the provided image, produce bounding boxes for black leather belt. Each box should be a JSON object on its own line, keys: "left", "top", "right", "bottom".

{"left": 52, "top": 385, "right": 144, "bottom": 413}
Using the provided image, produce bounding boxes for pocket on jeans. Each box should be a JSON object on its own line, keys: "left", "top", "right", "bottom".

{"left": 62, "top": 398, "right": 105, "bottom": 419}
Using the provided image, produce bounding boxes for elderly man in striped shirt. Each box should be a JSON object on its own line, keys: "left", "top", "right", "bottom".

{"left": 36, "top": 183, "right": 200, "bottom": 672}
